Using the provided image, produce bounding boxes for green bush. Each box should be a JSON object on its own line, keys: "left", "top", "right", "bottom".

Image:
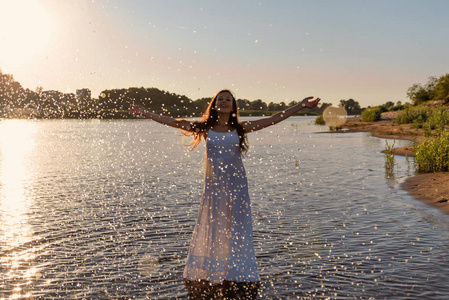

{"left": 388, "top": 105, "right": 403, "bottom": 111}
{"left": 396, "top": 106, "right": 449, "bottom": 136}
{"left": 361, "top": 106, "right": 383, "bottom": 122}
{"left": 414, "top": 130, "right": 449, "bottom": 173}
{"left": 395, "top": 107, "right": 431, "bottom": 124}
{"left": 329, "top": 125, "right": 343, "bottom": 131}
{"left": 315, "top": 115, "right": 325, "bottom": 125}
{"left": 423, "top": 107, "right": 449, "bottom": 131}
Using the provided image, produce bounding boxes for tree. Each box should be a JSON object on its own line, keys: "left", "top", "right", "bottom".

{"left": 432, "top": 73, "right": 449, "bottom": 101}
{"left": 237, "top": 99, "right": 251, "bottom": 110}
{"left": 192, "top": 97, "right": 211, "bottom": 115}
{"left": 407, "top": 76, "right": 438, "bottom": 105}
{"left": 383, "top": 101, "right": 395, "bottom": 109}
{"left": 249, "top": 99, "right": 267, "bottom": 110}
{"left": 339, "top": 98, "right": 362, "bottom": 115}
{"left": 0, "top": 71, "right": 24, "bottom": 110}
{"left": 278, "top": 102, "right": 287, "bottom": 110}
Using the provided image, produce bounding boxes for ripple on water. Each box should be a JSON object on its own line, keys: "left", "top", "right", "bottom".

{"left": 0, "top": 119, "right": 448, "bottom": 299}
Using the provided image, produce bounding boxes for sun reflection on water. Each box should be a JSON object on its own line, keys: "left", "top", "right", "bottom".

{"left": 0, "top": 120, "right": 37, "bottom": 297}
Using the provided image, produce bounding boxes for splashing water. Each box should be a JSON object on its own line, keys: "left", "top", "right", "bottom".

{"left": 0, "top": 118, "right": 448, "bottom": 299}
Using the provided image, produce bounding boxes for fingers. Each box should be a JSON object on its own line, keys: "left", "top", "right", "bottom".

{"left": 300, "top": 97, "right": 320, "bottom": 108}
{"left": 130, "top": 104, "right": 145, "bottom": 116}
{"left": 302, "top": 97, "right": 320, "bottom": 105}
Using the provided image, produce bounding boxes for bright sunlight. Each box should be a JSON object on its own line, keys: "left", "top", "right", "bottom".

{"left": 0, "top": 120, "right": 37, "bottom": 297}
{"left": 0, "top": 0, "right": 54, "bottom": 67}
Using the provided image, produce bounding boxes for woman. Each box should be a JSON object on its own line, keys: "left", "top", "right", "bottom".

{"left": 130, "top": 90, "right": 320, "bottom": 287}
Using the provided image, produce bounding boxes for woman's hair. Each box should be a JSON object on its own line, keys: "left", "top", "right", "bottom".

{"left": 181, "top": 89, "right": 248, "bottom": 154}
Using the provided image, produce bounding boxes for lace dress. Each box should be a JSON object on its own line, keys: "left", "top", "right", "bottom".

{"left": 183, "top": 129, "right": 259, "bottom": 283}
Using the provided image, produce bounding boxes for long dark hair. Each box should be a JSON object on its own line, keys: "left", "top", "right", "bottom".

{"left": 181, "top": 89, "right": 248, "bottom": 154}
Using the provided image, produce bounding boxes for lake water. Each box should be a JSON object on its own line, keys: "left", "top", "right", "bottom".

{"left": 1, "top": 117, "right": 448, "bottom": 299}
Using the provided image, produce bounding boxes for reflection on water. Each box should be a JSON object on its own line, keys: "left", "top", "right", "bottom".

{"left": 0, "top": 120, "right": 37, "bottom": 298}
{"left": 0, "top": 119, "right": 448, "bottom": 299}
{"left": 184, "top": 279, "right": 260, "bottom": 299}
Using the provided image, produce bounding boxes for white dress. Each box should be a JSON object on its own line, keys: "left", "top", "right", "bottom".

{"left": 183, "top": 129, "right": 260, "bottom": 283}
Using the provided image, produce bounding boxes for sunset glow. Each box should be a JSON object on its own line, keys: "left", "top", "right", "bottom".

{"left": 0, "top": 1, "right": 54, "bottom": 67}
{"left": 1, "top": 0, "right": 448, "bottom": 106}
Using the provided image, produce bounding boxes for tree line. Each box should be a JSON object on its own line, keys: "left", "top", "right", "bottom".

{"left": 3, "top": 69, "right": 447, "bottom": 119}
{"left": 0, "top": 70, "right": 336, "bottom": 119}
{"left": 95, "top": 87, "right": 334, "bottom": 118}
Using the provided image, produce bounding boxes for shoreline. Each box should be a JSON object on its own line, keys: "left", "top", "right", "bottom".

{"left": 400, "top": 173, "right": 449, "bottom": 215}
{"left": 342, "top": 115, "right": 449, "bottom": 216}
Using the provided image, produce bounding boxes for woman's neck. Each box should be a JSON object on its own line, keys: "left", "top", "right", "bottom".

{"left": 216, "top": 113, "right": 230, "bottom": 127}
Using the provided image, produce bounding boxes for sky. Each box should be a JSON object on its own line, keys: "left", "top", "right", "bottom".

{"left": 0, "top": 0, "right": 448, "bottom": 107}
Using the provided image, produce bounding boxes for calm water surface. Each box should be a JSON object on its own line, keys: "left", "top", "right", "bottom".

{"left": 1, "top": 117, "right": 448, "bottom": 299}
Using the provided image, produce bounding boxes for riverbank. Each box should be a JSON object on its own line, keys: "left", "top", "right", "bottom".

{"left": 343, "top": 113, "right": 449, "bottom": 216}
{"left": 401, "top": 173, "right": 449, "bottom": 215}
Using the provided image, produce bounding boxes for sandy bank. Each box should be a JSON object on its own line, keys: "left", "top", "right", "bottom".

{"left": 401, "top": 173, "right": 449, "bottom": 215}
{"left": 342, "top": 114, "right": 449, "bottom": 216}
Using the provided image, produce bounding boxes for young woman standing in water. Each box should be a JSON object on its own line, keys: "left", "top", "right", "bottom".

{"left": 130, "top": 90, "right": 319, "bottom": 296}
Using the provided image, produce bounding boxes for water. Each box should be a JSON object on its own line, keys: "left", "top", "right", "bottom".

{"left": 1, "top": 117, "right": 448, "bottom": 299}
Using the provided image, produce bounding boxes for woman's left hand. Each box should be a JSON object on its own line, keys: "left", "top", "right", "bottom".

{"left": 130, "top": 104, "right": 146, "bottom": 116}
{"left": 300, "top": 97, "right": 321, "bottom": 109}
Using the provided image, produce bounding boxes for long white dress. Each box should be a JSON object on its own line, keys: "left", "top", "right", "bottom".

{"left": 183, "top": 129, "right": 260, "bottom": 283}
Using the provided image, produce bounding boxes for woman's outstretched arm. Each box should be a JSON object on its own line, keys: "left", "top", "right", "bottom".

{"left": 241, "top": 97, "right": 320, "bottom": 133}
{"left": 130, "top": 105, "right": 193, "bottom": 131}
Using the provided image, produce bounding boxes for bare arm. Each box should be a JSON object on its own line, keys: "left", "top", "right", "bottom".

{"left": 241, "top": 97, "right": 320, "bottom": 133}
{"left": 130, "top": 105, "right": 193, "bottom": 131}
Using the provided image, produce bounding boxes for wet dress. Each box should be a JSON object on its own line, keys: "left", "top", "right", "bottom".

{"left": 183, "top": 129, "right": 260, "bottom": 283}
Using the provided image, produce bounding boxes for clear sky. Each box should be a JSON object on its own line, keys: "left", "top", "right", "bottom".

{"left": 1, "top": 0, "right": 448, "bottom": 107}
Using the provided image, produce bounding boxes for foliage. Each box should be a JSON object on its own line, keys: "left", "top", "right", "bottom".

{"left": 395, "top": 107, "right": 431, "bottom": 125}
{"left": 0, "top": 70, "right": 79, "bottom": 118}
{"left": 395, "top": 106, "right": 449, "bottom": 135}
{"left": 98, "top": 87, "right": 197, "bottom": 117}
{"left": 339, "top": 98, "right": 362, "bottom": 115}
{"left": 407, "top": 83, "right": 434, "bottom": 106}
{"left": 0, "top": 70, "right": 336, "bottom": 119}
{"left": 0, "top": 71, "right": 23, "bottom": 107}
{"left": 361, "top": 106, "right": 383, "bottom": 122}
{"left": 387, "top": 103, "right": 409, "bottom": 111}
{"left": 383, "top": 101, "right": 395, "bottom": 110}
{"left": 237, "top": 99, "right": 268, "bottom": 111}
{"left": 315, "top": 115, "right": 325, "bottom": 125}
{"left": 329, "top": 125, "right": 343, "bottom": 131}
{"left": 423, "top": 107, "right": 449, "bottom": 135}
{"left": 414, "top": 130, "right": 449, "bottom": 173}
{"left": 250, "top": 99, "right": 268, "bottom": 111}
{"left": 384, "top": 140, "right": 396, "bottom": 177}
{"left": 407, "top": 74, "right": 449, "bottom": 105}
{"left": 433, "top": 73, "right": 449, "bottom": 101}
{"left": 267, "top": 101, "right": 287, "bottom": 111}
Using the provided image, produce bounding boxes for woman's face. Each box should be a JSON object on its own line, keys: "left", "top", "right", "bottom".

{"left": 215, "top": 91, "right": 234, "bottom": 113}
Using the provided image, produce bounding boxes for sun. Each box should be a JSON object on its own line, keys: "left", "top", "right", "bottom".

{"left": 0, "top": 0, "right": 54, "bottom": 67}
